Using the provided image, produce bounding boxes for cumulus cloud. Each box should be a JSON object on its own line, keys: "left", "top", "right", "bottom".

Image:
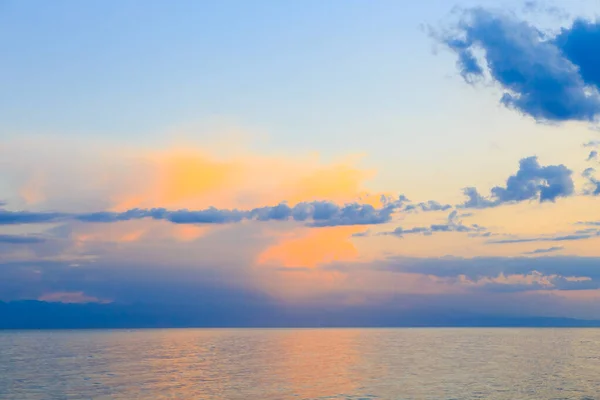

{"left": 459, "top": 156, "right": 574, "bottom": 208}
{"left": 438, "top": 8, "right": 600, "bottom": 122}
{"left": 460, "top": 187, "right": 496, "bottom": 209}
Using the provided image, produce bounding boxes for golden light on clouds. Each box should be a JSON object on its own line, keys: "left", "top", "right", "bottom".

{"left": 156, "top": 151, "right": 239, "bottom": 207}
{"left": 257, "top": 226, "right": 364, "bottom": 268}
{"left": 109, "top": 146, "right": 382, "bottom": 212}
{"left": 286, "top": 164, "right": 376, "bottom": 205}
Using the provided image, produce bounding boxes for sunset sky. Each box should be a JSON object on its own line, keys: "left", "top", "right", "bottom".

{"left": 3, "top": 0, "right": 600, "bottom": 325}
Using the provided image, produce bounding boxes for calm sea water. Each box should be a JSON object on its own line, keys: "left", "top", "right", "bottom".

{"left": 1, "top": 328, "right": 600, "bottom": 399}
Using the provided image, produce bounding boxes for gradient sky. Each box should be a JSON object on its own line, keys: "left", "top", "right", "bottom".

{"left": 3, "top": 0, "right": 600, "bottom": 324}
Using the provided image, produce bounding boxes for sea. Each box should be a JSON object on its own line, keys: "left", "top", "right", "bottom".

{"left": 1, "top": 328, "right": 599, "bottom": 399}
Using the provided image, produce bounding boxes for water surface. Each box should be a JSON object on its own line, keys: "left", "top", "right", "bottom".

{"left": 1, "top": 328, "right": 599, "bottom": 399}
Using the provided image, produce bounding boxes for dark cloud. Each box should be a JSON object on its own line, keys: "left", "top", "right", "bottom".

{"left": 523, "top": 246, "right": 564, "bottom": 255}
{"left": 0, "top": 210, "right": 67, "bottom": 225}
{"left": 0, "top": 234, "right": 45, "bottom": 244}
{"left": 4, "top": 199, "right": 405, "bottom": 228}
{"left": 166, "top": 208, "right": 246, "bottom": 224}
{"left": 438, "top": 8, "right": 600, "bottom": 122}
{"left": 305, "top": 202, "right": 398, "bottom": 227}
{"left": 459, "top": 156, "right": 574, "bottom": 208}
{"left": 76, "top": 208, "right": 168, "bottom": 223}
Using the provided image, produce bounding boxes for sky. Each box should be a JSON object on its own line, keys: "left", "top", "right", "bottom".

{"left": 2, "top": 0, "right": 600, "bottom": 326}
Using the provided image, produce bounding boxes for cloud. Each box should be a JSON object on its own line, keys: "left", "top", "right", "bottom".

{"left": 375, "top": 255, "right": 600, "bottom": 286}
{"left": 351, "top": 230, "right": 371, "bottom": 238}
{"left": 582, "top": 168, "right": 600, "bottom": 195}
{"left": 584, "top": 140, "right": 600, "bottom": 148}
{"left": 523, "top": 246, "right": 564, "bottom": 255}
{"left": 0, "top": 210, "right": 67, "bottom": 225}
{"left": 1, "top": 199, "right": 406, "bottom": 228}
{"left": 522, "top": 1, "right": 568, "bottom": 18}
{"left": 303, "top": 202, "right": 399, "bottom": 227}
{"left": 167, "top": 200, "right": 400, "bottom": 227}
{"left": 554, "top": 19, "right": 600, "bottom": 89}
{"left": 6, "top": 248, "right": 600, "bottom": 325}
{"left": 257, "top": 226, "right": 362, "bottom": 268}
{"left": 0, "top": 234, "right": 45, "bottom": 244}
{"left": 461, "top": 272, "right": 595, "bottom": 293}
{"left": 403, "top": 200, "right": 452, "bottom": 212}
{"left": 487, "top": 231, "right": 599, "bottom": 244}
{"left": 38, "top": 291, "right": 108, "bottom": 304}
{"left": 459, "top": 156, "right": 574, "bottom": 208}
{"left": 577, "top": 220, "right": 600, "bottom": 227}
{"left": 438, "top": 8, "right": 600, "bottom": 122}
{"left": 458, "top": 271, "right": 563, "bottom": 292}
{"left": 379, "top": 210, "right": 485, "bottom": 238}
{"left": 460, "top": 187, "right": 496, "bottom": 208}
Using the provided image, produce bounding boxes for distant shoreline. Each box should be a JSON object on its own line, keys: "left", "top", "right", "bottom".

{"left": 3, "top": 300, "right": 600, "bottom": 330}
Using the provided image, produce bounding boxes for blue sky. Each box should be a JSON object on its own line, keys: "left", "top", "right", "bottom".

{"left": 2, "top": 0, "right": 595, "bottom": 197}
{"left": 2, "top": 0, "right": 600, "bottom": 326}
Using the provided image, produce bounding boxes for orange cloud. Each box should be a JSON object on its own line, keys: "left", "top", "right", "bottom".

{"left": 171, "top": 224, "right": 210, "bottom": 242}
{"left": 257, "top": 226, "right": 364, "bottom": 268}
{"left": 107, "top": 145, "right": 383, "bottom": 213}
{"left": 119, "top": 229, "right": 146, "bottom": 243}
{"left": 156, "top": 151, "right": 239, "bottom": 206}
{"left": 111, "top": 149, "right": 242, "bottom": 211}
{"left": 286, "top": 164, "right": 376, "bottom": 205}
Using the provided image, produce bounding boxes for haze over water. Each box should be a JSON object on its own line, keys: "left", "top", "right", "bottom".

{"left": 2, "top": 328, "right": 600, "bottom": 399}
